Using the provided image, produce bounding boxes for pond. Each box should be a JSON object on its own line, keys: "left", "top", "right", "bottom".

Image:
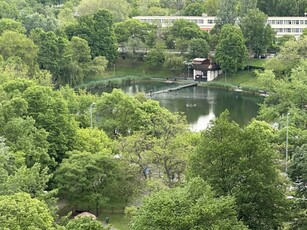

{"left": 97, "top": 81, "right": 264, "bottom": 132}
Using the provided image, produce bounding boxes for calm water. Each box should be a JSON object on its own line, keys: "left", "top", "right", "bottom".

{"left": 98, "top": 81, "right": 263, "bottom": 131}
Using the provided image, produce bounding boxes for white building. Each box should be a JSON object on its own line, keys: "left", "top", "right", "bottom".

{"left": 133, "top": 15, "right": 307, "bottom": 38}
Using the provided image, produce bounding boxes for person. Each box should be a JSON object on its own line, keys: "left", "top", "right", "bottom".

{"left": 105, "top": 216, "right": 110, "bottom": 224}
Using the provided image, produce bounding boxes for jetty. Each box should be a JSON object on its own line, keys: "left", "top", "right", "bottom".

{"left": 147, "top": 82, "right": 198, "bottom": 96}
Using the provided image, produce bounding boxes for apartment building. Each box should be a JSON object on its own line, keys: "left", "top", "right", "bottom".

{"left": 133, "top": 15, "right": 307, "bottom": 38}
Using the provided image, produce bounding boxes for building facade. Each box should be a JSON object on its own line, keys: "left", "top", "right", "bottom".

{"left": 134, "top": 15, "right": 307, "bottom": 38}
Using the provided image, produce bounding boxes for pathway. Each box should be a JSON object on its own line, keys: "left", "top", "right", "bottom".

{"left": 146, "top": 82, "right": 198, "bottom": 96}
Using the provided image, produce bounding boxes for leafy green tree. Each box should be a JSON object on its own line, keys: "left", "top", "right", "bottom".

{"left": 216, "top": 0, "right": 238, "bottom": 26}
{"left": 130, "top": 178, "right": 248, "bottom": 230}
{"left": 77, "top": 0, "right": 131, "bottom": 21}
{"left": 23, "top": 84, "right": 78, "bottom": 163}
{"left": 0, "top": 193, "right": 55, "bottom": 230}
{"left": 144, "top": 6, "right": 169, "bottom": 16}
{"left": 0, "top": 117, "right": 51, "bottom": 167}
{"left": 164, "top": 19, "right": 209, "bottom": 50}
{"left": 257, "top": 0, "right": 277, "bottom": 16}
{"left": 0, "top": 31, "right": 38, "bottom": 73}
{"left": 183, "top": 2, "right": 206, "bottom": 16}
{"left": 0, "top": 0, "right": 18, "bottom": 19}
{"left": 265, "top": 37, "right": 307, "bottom": 76}
{"left": 66, "top": 217, "right": 108, "bottom": 230}
{"left": 240, "top": 9, "right": 274, "bottom": 56}
{"left": 187, "top": 38, "right": 209, "bottom": 59}
{"left": 163, "top": 53, "right": 184, "bottom": 72}
{"left": 145, "top": 48, "right": 166, "bottom": 68}
{"left": 189, "top": 111, "right": 289, "bottom": 229}
{"left": 115, "top": 19, "right": 156, "bottom": 51}
{"left": 203, "top": 0, "right": 220, "bottom": 16}
{"left": 74, "top": 128, "right": 113, "bottom": 154}
{"left": 238, "top": 0, "right": 257, "bottom": 17}
{"left": 0, "top": 79, "right": 78, "bottom": 163}
{"left": 0, "top": 18, "right": 26, "bottom": 35}
{"left": 289, "top": 144, "right": 307, "bottom": 197}
{"left": 215, "top": 24, "right": 247, "bottom": 75}
{"left": 19, "top": 11, "right": 58, "bottom": 33}
{"left": 66, "top": 9, "right": 118, "bottom": 62}
{"left": 160, "top": 0, "right": 185, "bottom": 11}
{"left": 55, "top": 150, "right": 119, "bottom": 216}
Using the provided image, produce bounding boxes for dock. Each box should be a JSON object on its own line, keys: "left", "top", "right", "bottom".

{"left": 147, "top": 82, "right": 198, "bottom": 96}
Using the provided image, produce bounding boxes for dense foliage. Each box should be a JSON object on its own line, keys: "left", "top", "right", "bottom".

{"left": 0, "top": 0, "right": 307, "bottom": 229}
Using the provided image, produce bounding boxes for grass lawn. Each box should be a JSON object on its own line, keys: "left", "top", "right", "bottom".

{"left": 99, "top": 213, "right": 130, "bottom": 230}
{"left": 86, "top": 59, "right": 177, "bottom": 83}
{"left": 247, "top": 57, "right": 267, "bottom": 67}
{"left": 213, "top": 70, "right": 265, "bottom": 89}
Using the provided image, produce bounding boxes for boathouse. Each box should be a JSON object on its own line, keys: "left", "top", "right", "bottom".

{"left": 192, "top": 58, "right": 222, "bottom": 82}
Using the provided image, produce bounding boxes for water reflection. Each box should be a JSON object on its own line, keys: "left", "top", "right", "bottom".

{"left": 150, "top": 86, "right": 263, "bottom": 131}
{"left": 96, "top": 82, "right": 263, "bottom": 131}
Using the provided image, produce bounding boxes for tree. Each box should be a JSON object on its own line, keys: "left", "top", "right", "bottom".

{"left": 23, "top": 84, "right": 78, "bottom": 163}
{"left": 0, "top": 117, "right": 51, "bottom": 167}
{"left": 0, "top": 0, "right": 18, "bottom": 19}
{"left": 74, "top": 128, "right": 113, "bottom": 154}
{"left": 66, "top": 9, "right": 118, "bottom": 62}
{"left": 0, "top": 193, "right": 55, "bottom": 230}
{"left": 19, "top": 11, "right": 58, "bottom": 33}
{"left": 183, "top": 2, "right": 206, "bottom": 16}
{"left": 0, "top": 31, "right": 38, "bottom": 73}
{"left": 265, "top": 37, "right": 307, "bottom": 76}
{"left": 215, "top": 24, "right": 247, "bottom": 75}
{"left": 77, "top": 0, "right": 131, "bottom": 21}
{"left": 189, "top": 111, "right": 289, "bottom": 229}
{"left": 55, "top": 151, "right": 119, "bottom": 216}
{"left": 130, "top": 178, "right": 248, "bottom": 230}
{"left": 145, "top": 48, "right": 166, "bottom": 68}
{"left": 163, "top": 53, "right": 184, "bottom": 72}
{"left": 216, "top": 0, "right": 238, "bottom": 26}
{"left": 66, "top": 217, "right": 108, "bottom": 230}
{"left": 240, "top": 9, "right": 274, "bottom": 56}
{"left": 164, "top": 18, "right": 209, "bottom": 50}
{"left": 0, "top": 18, "right": 26, "bottom": 35}
{"left": 187, "top": 38, "right": 209, "bottom": 59}
{"left": 289, "top": 144, "right": 307, "bottom": 197}
{"left": 238, "top": 0, "right": 257, "bottom": 17}
{"left": 114, "top": 19, "right": 157, "bottom": 52}
{"left": 204, "top": 0, "right": 220, "bottom": 16}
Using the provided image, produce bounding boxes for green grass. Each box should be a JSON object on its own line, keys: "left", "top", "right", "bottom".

{"left": 213, "top": 70, "right": 265, "bottom": 89}
{"left": 86, "top": 59, "right": 177, "bottom": 83}
{"left": 247, "top": 57, "right": 267, "bottom": 67}
{"left": 99, "top": 213, "right": 130, "bottom": 230}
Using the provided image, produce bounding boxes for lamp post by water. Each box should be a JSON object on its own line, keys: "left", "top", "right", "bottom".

{"left": 286, "top": 112, "right": 290, "bottom": 173}
{"left": 90, "top": 103, "right": 96, "bottom": 128}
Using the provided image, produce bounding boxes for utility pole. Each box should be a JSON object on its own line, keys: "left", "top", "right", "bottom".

{"left": 90, "top": 103, "right": 96, "bottom": 128}
{"left": 286, "top": 112, "right": 290, "bottom": 173}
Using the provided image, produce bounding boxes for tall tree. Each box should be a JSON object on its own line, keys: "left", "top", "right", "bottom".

{"left": 55, "top": 150, "right": 119, "bottom": 216}
{"left": 216, "top": 0, "right": 238, "bottom": 26}
{"left": 66, "top": 9, "right": 118, "bottom": 62}
{"left": 0, "top": 193, "right": 55, "bottom": 230}
{"left": 0, "top": 18, "right": 26, "bottom": 35}
{"left": 0, "top": 31, "right": 38, "bottom": 73}
{"left": 130, "top": 178, "right": 248, "bottom": 230}
{"left": 238, "top": 0, "right": 257, "bottom": 17}
{"left": 189, "top": 111, "right": 289, "bottom": 229}
{"left": 215, "top": 24, "right": 247, "bottom": 75}
{"left": 240, "top": 9, "right": 274, "bottom": 56}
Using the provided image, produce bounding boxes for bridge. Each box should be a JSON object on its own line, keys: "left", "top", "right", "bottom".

{"left": 147, "top": 82, "right": 198, "bottom": 96}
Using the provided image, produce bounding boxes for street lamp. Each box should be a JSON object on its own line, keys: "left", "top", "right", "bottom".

{"left": 286, "top": 112, "right": 290, "bottom": 173}
{"left": 90, "top": 103, "right": 96, "bottom": 128}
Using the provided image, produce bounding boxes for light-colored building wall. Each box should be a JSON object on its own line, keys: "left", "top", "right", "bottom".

{"left": 133, "top": 15, "right": 307, "bottom": 38}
